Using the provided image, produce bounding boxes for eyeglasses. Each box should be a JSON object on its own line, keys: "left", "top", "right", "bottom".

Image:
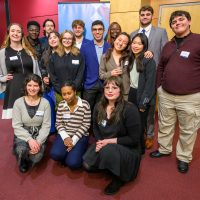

{"left": 28, "top": 29, "right": 40, "bottom": 33}
{"left": 62, "top": 37, "right": 73, "bottom": 41}
{"left": 92, "top": 28, "right": 104, "bottom": 32}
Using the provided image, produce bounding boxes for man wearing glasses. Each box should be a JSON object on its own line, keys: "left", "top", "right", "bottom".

{"left": 81, "top": 20, "right": 110, "bottom": 113}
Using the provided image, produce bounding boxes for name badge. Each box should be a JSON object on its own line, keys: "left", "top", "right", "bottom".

{"left": 180, "top": 51, "right": 190, "bottom": 58}
{"left": 36, "top": 110, "right": 44, "bottom": 116}
{"left": 63, "top": 113, "right": 70, "bottom": 119}
{"left": 101, "top": 120, "right": 107, "bottom": 127}
{"left": 72, "top": 60, "right": 79, "bottom": 65}
{"left": 9, "top": 56, "right": 18, "bottom": 61}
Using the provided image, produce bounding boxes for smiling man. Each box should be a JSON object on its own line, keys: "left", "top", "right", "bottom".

{"left": 81, "top": 20, "right": 110, "bottom": 112}
{"left": 72, "top": 19, "right": 90, "bottom": 50}
{"left": 150, "top": 10, "right": 200, "bottom": 174}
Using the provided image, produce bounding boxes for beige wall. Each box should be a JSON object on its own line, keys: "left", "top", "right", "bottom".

{"left": 109, "top": 0, "right": 150, "bottom": 34}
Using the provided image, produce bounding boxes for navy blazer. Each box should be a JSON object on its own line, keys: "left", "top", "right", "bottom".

{"left": 81, "top": 40, "right": 110, "bottom": 90}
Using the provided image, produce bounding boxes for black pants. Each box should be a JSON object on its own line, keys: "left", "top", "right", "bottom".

{"left": 128, "top": 87, "right": 149, "bottom": 154}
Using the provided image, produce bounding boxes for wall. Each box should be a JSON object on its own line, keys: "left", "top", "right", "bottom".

{"left": 0, "top": 0, "right": 7, "bottom": 45}
{"left": 0, "top": 0, "right": 99, "bottom": 44}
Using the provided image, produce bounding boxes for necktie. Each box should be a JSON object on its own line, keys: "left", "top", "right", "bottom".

{"left": 142, "top": 29, "right": 145, "bottom": 34}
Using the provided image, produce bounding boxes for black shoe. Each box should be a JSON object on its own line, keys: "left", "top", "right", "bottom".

{"left": 104, "top": 177, "right": 124, "bottom": 195}
{"left": 177, "top": 160, "right": 189, "bottom": 173}
{"left": 19, "top": 159, "right": 29, "bottom": 173}
{"left": 150, "top": 150, "right": 170, "bottom": 158}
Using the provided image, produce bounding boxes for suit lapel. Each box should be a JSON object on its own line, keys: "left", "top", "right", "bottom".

{"left": 148, "top": 26, "right": 156, "bottom": 46}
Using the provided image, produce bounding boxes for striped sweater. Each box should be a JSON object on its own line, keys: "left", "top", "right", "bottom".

{"left": 56, "top": 97, "right": 91, "bottom": 146}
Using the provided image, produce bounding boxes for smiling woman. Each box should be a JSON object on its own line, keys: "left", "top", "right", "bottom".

{"left": 12, "top": 74, "right": 51, "bottom": 173}
{"left": 0, "top": 23, "right": 41, "bottom": 119}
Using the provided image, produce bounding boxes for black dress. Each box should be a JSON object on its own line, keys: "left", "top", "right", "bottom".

{"left": 83, "top": 102, "right": 141, "bottom": 182}
{"left": 2, "top": 47, "right": 33, "bottom": 119}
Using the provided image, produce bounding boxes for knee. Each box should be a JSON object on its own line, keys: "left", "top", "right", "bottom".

{"left": 50, "top": 148, "right": 63, "bottom": 161}
{"left": 65, "top": 157, "right": 82, "bottom": 169}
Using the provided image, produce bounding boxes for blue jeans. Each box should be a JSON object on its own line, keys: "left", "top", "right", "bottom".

{"left": 50, "top": 135, "right": 89, "bottom": 169}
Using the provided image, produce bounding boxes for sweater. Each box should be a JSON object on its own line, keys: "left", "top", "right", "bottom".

{"left": 12, "top": 97, "right": 51, "bottom": 144}
{"left": 157, "top": 33, "right": 200, "bottom": 95}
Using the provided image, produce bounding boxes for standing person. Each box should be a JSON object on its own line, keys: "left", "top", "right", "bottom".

{"left": 71, "top": 19, "right": 90, "bottom": 50}
{"left": 83, "top": 76, "right": 141, "bottom": 195}
{"left": 48, "top": 30, "right": 85, "bottom": 106}
{"left": 27, "top": 20, "right": 43, "bottom": 60}
{"left": 99, "top": 32, "right": 130, "bottom": 99}
{"left": 40, "top": 19, "right": 55, "bottom": 50}
{"left": 81, "top": 20, "right": 110, "bottom": 112}
{"left": 105, "top": 22, "right": 122, "bottom": 44}
{"left": 50, "top": 81, "right": 91, "bottom": 169}
{"left": 128, "top": 33, "right": 156, "bottom": 155}
{"left": 41, "top": 31, "right": 64, "bottom": 133}
{"left": 12, "top": 74, "right": 51, "bottom": 173}
{"left": 150, "top": 10, "right": 200, "bottom": 173}
{"left": 0, "top": 23, "right": 41, "bottom": 119}
{"left": 130, "top": 5, "right": 168, "bottom": 149}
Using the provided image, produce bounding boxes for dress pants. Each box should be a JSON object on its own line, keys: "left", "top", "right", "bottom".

{"left": 157, "top": 87, "right": 200, "bottom": 163}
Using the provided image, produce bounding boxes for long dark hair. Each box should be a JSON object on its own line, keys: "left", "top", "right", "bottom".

{"left": 128, "top": 33, "right": 148, "bottom": 73}
{"left": 97, "top": 76, "right": 125, "bottom": 125}
{"left": 23, "top": 74, "right": 43, "bottom": 97}
{"left": 104, "top": 32, "right": 130, "bottom": 64}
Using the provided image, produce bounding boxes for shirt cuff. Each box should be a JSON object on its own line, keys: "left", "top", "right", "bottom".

{"left": 58, "top": 130, "right": 70, "bottom": 141}
{"left": 72, "top": 135, "right": 79, "bottom": 146}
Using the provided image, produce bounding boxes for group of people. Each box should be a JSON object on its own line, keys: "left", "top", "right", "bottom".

{"left": 0, "top": 4, "right": 200, "bottom": 195}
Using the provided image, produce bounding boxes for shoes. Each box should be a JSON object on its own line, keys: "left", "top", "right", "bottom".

{"left": 177, "top": 160, "right": 189, "bottom": 173}
{"left": 19, "top": 159, "right": 29, "bottom": 173}
{"left": 104, "top": 177, "right": 124, "bottom": 195}
{"left": 150, "top": 150, "right": 170, "bottom": 158}
{"left": 145, "top": 138, "right": 154, "bottom": 149}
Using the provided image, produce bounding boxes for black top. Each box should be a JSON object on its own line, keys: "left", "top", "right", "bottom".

{"left": 48, "top": 52, "right": 85, "bottom": 93}
{"left": 5, "top": 47, "right": 33, "bottom": 75}
{"left": 93, "top": 101, "right": 141, "bottom": 149}
{"left": 24, "top": 99, "right": 40, "bottom": 118}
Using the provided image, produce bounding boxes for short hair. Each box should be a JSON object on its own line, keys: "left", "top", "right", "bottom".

{"left": 43, "top": 18, "right": 55, "bottom": 28}
{"left": 91, "top": 20, "right": 104, "bottom": 29}
{"left": 61, "top": 81, "right": 77, "bottom": 92}
{"left": 27, "top": 21, "right": 40, "bottom": 30}
{"left": 23, "top": 74, "right": 43, "bottom": 97}
{"left": 139, "top": 5, "right": 154, "bottom": 15}
{"left": 169, "top": 10, "right": 191, "bottom": 27}
{"left": 72, "top": 20, "right": 85, "bottom": 28}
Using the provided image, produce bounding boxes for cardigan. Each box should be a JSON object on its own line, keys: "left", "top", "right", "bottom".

{"left": 12, "top": 97, "right": 51, "bottom": 144}
{"left": 0, "top": 48, "right": 41, "bottom": 93}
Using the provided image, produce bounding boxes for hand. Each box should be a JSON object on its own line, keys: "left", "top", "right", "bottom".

{"left": 28, "top": 139, "right": 41, "bottom": 154}
{"left": 95, "top": 138, "right": 117, "bottom": 152}
{"left": 111, "top": 68, "right": 122, "bottom": 76}
{"left": 139, "top": 108, "right": 145, "bottom": 112}
{"left": 64, "top": 137, "right": 73, "bottom": 151}
{"left": 43, "top": 77, "right": 49, "bottom": 85}
{"left": 6, "top": 74, "right": 14, "bottom": 81}
{"left": 144, "top": 51, "right": 153, "bottom": 59}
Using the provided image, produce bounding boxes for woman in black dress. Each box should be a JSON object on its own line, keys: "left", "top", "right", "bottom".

{"left": 0, "top": 23, "right": 40, "bottom": 119}
{"left": 83, "top": 76, "right": 141, "bottom": 195}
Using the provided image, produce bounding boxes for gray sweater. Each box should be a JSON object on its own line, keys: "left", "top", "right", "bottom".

{"left": 12, "top": 97, "right": 51, "bottom": 144}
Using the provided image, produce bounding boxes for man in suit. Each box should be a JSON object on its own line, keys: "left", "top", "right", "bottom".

{"left": 130, "top": 5, "right": 168, "bottom": 149}
{"left": 72, "top": 19, "right": 90, "bottom": 50}
{"left": 81, "top": 20, "right": 110, "bottom": 112}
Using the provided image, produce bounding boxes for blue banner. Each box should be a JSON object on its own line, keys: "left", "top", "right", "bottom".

{"left": 58, "top": 3, "right": 110, "bottom": 40}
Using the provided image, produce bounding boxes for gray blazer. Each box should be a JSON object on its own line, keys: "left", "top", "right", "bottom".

{"left": 130, "top": 26, "right": 168, "bottom": 66}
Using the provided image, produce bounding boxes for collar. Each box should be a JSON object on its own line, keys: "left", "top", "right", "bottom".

{"left": 93, "top": 40, "right": 104, "bottom": 48}
{"left": 139, "top": 24, "right": 152, "bottom": 32}
{"left": 63, "top": 96, "right": 83, "bottom": 109}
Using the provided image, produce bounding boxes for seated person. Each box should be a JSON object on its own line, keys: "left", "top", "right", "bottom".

{"left": 83, "top": 76, "right": 141, "bottom": 195}
{"left": 50, "top": 81, "right": 91, "bottom": 169}
{"left": 12, "top": 74, "right": 51, "bottom": 173}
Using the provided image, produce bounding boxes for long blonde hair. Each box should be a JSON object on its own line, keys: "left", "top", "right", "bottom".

{"left": 1, "top": 23, "right": 37, "bottom": 59}
{"left": 60, "top": 30, "right": 80, "bottom": 56}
